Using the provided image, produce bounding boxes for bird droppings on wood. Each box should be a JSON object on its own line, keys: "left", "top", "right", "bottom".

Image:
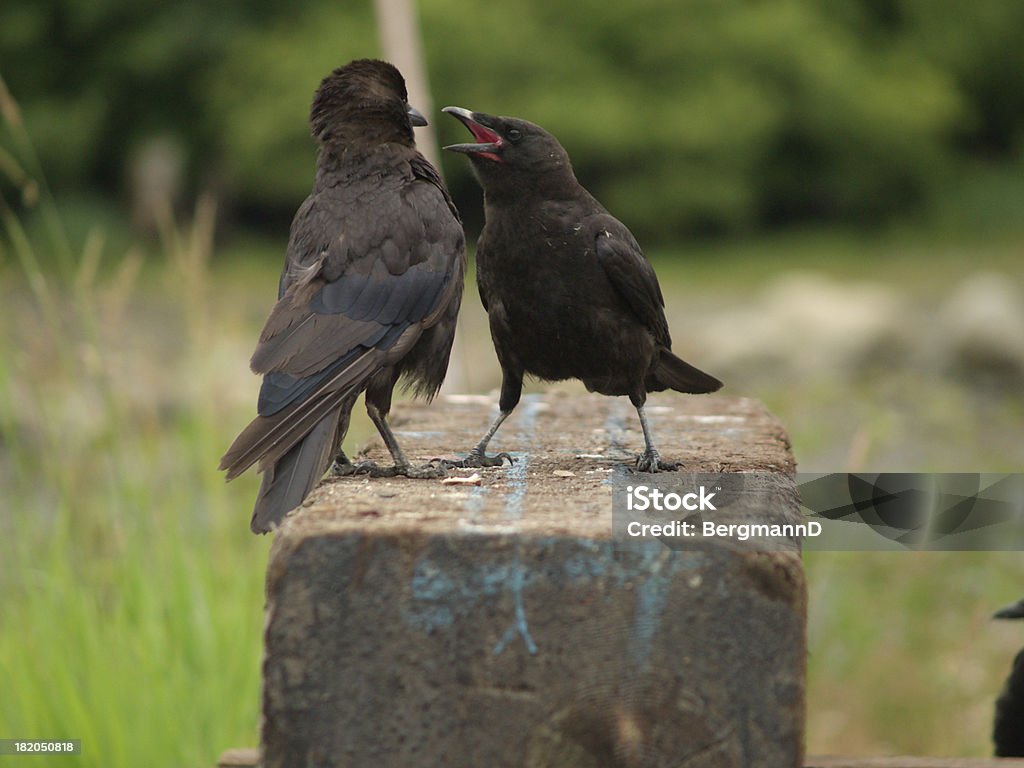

{"left": 441, "top": 473, "right": 482, "bottom": 486}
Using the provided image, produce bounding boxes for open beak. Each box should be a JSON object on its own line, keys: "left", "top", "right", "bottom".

{"left": 442, "top": 106, "right": 504, "bottom": 162}
{"left": 407, "top": 104, "right": 428, "bottom": 127}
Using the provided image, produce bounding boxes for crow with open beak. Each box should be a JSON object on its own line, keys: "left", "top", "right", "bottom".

{"left": 442, "top": 106, "right": 720, "bottom": 471}
{"left": 220, "top": 60, "right": 465, "bottom": 533}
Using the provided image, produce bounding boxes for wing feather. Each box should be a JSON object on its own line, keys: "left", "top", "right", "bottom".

{"left": 221, "top": 150, "right": 464, "bottom": 480}
{"left": 592, "top": 217, "right": 671, "bottom": 347}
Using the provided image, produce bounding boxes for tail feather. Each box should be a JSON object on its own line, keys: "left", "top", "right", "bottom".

{"left": 219, "top": 348, "right": 380, "bottom": 480}
{"left": 654, "top": 350, "right": 722, "bottom": 394}
{"left": 250, "top": 409, "right": 340, "bottom": 534}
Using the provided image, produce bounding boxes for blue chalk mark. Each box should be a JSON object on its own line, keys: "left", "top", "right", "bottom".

{"left": 503, "top": 458, "right": 528, "bottom": 519}
{"left": 404, "top": 552, "right": 539, "bottom": 655}
{"left": 405, "top": 535, "right": 706, "bottom": 659}
{"left": 459, "top": 397, "right": 530, "bottom": 524}
{"left": 407, "top": 558, "right": 460, "bottom": 630}
{"left": 562, "top": 542, "right": 610, "bottom": 582}
{"left": 409, "top": 397, "right": 694, "bottom": 655}
{"left": 410, "top": 559, "right": 458, "bottom": 601}
{"left": 629, "top": 544, "right": 672, "bottom": 669}
{"left": 491, "top": 396, "right": 541, "bottom": 655}
{"left": 463, "top": 484, "right": 487, "bottom": 520}
{"left": 501, "top": 396, "right": 542, "bottom": 521}
{"left": 493, "top": 564, "right": 538, "bottom": 655}
{"left": 405, "top": 558, "right": 536, "bottom": 633}
{"left": 404, "top": 399, "right": 544, "bottom": 654}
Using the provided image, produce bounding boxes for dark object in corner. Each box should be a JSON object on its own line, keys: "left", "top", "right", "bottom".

{"left": 994, "top": 597, "right": 1024, "bottom": 757}
{"left": 220, "top": 60, "right": 465, "bottom": 533}
{"left": 442, "top": 106, "right": 720, "bottom": 472}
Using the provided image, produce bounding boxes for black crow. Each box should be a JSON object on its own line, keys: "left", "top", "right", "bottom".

{"left": 442, "top": 107, "right": 720, "bottom": 471}
{"left": 995, "top": 597, "right": 1024, "bottom": 757}
{"left": 220, "top": 60, "right": 465, "bottom": 533}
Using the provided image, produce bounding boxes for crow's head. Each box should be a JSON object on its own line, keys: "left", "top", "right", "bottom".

{"left": 310, "top": 59, "right": 427, "bottom": 150}
{"left": 443, "top": 107, "right": 575, "bottom": 192}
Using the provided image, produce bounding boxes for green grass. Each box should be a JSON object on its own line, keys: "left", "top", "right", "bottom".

{"left": 3, "top": 73, "right": 1024, "bottom": 764}
{"left": 0, "top": 507, "right": 268, "bottom": 767}
{"left": 0, "top": 196, "right": 272, "bottom": 765}
{"left": 804, "top": 551, "right": 1024, "bottom": 756}
{"left": 1, "top": 78, "right": 272, "bottom": 763}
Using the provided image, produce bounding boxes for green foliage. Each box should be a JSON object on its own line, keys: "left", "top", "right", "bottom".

{"left": 2, "top": 0, "right": 1023, "bottom": 243}
{"left": 429, "top": 0, "right": 967, "bottom": 236}
{"left": 204, "top": 4, "right": 378, "bottom": 206}
{"left": 0, "top": 0, "right": 330, "bottom": 193}
{"left": 0, "top": 104, "right": 270, "bottom": 765}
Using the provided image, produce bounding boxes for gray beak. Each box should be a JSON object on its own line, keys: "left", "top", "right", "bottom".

{"left": 441, "top": 106, "right": 503, "bottom": 156}
{"left": 407, "top": 104, "right": 428, "bottom": 127}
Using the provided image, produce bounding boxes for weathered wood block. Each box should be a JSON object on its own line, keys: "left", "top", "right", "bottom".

{"left": 261, "top": 392, "right": 804, "bottom": 768}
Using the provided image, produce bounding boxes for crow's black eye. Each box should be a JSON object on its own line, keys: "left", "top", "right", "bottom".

{"left": 506, "top": 128, "right": 522, "bottom": 142}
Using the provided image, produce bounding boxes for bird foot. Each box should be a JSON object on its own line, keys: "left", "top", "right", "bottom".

{"left": 635, "top": 450, "right": 680, "bottom": 473}
{"left": 330, "top": 459, "right": 377, "bottom": 476}
{"left": 438, "top": 449, "right": 515, "bottom": 469}
{"left": 332, "top": 458, "right": 447, "bottom": 479}
{"left": 368, "top": 462, "right": 448, "bottom": 479}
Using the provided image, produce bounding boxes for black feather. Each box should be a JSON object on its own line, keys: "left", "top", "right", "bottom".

{"left": 995, "top": 598, "right": 1024, "bottom": 757}
{"left": 250, "top": 410, "right": 340, "bottom": 534}
{"left": 221, "top": 60, "right": 465, "bottom": 532}
{"left": 443, "top": 106, "right": 718, "bottom": 470}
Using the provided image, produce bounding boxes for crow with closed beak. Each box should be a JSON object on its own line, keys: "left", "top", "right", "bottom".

{"left": 994, "top": 597, "right": 1024, "bottom": 757}
{"left": 442, "top": 107, "right": 721, "bottom": 471}
{"left": 220, "top": 60, "right": 465, "bottom": 533}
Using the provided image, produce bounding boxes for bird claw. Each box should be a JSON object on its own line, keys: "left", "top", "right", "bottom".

{"left": 398, "top": 463, "right": 448, "bottom": 480}
{"left": 366, "top": 462, "right": 447, "bottom": 479}
{"left": 437, "top": 449, "right": 515, "bottom": 469}
{"left": 635, "top": 450, "right": 680, "bottom": 473}
{"left": 333, "top": 459, "right": 447, "bottom": 479}
{"left": 330, "top": 459, "right": 376, "bottom": 476}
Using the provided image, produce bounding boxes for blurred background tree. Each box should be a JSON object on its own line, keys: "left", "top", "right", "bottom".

{"left": 3, "top": 0, "right": 1023, "bottom": 245}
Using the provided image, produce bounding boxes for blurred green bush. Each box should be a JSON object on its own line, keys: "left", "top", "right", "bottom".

{"left": 2, "top": 0, "right": 1023, "bottom": 242}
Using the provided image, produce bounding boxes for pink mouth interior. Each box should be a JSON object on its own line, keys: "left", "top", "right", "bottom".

{"left": 468, "top": 122, "right": 501, "bottom": 145}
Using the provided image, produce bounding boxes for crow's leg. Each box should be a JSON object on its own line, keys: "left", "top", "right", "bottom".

{"left": 443, "top": 409, "right": 515, "bottom": 468}
{"left": 632, "top": 394, "right": 680, "bottom": 473}
{"left": 442, "top": 369, "right": 521, "bottom": 468}
{"left": 328, "top": 395, "right": 373, "bottom": 476}
{"left": 330, "top": 447, "right": 358, "bottom": 476}
{"left": 365, "top": 403, "right": 445, "bottom": 478}
{"left": 360, "top": 374, "right": 446, "bottom": 479}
